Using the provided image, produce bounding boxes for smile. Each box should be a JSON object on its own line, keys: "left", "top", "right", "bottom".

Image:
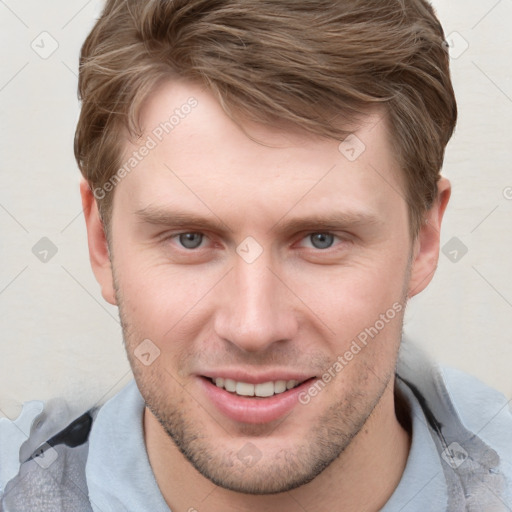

{"left": 200, "top": 375, "right": 316, "bottom": 424}
{"left": 209, "top": 377, "right": 305, "bottom": 397}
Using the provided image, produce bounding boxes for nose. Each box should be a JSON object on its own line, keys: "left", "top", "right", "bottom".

{"left": 213, "top": 252, "right": 299, "bottom": 353}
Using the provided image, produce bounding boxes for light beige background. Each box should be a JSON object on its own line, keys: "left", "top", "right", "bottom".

{"left": 0, "top": 0, "right": 511, "bottom": 421}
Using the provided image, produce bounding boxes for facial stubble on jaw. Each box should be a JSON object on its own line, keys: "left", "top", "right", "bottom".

{"left": 118, "top": 310, "right": 395, "bottom": 494}
{"left": 110, "top": 247, "right": 412, "bottom": 495}
{"left": 141, "top": 362, "right": 393, "bottom": 495}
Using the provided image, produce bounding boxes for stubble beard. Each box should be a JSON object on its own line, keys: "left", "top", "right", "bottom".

{"left": 143, "top": 370, "right": 391, "bottom": 495}
{"left": 112, "top": 261, "right": 409, "bottom": 495}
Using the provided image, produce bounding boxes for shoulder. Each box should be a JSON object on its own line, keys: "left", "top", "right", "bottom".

{"left": 397, "top": 340, "right": 512, "bottom": 507}
{"left": 0, "top": 397, "right": 98, "bottom": 511}
{"left": 440, "top": 365, "right": 512, "bottom": 461}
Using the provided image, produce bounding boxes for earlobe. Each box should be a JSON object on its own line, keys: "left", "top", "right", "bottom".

{"left": 80, "top": 179, "right": 117, "bottom": 305}
{"left": 407, "top": 177, "right": 451, "bottom": 298}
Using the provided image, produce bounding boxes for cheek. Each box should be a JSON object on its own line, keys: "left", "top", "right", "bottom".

{"left": 114, "top": 255, "right": 222, "bottom": 343}
{"left": 280, "top": 253, "right": 408, "bottom": 378}
{"left": 288, "top": 254, "right": 407, "bottom": 324}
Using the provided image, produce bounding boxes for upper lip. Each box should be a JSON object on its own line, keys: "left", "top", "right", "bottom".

{"left": 200, "top": 370, "right": 315, "bottom": 385}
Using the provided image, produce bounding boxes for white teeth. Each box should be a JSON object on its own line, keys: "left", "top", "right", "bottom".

{"left": 274, "top": 380, "right": 287, "bottom": 393}
{"left": 286, "top": 380, "right": 299, "bottom": 390}
{"left": 255, "top": 382, "right": 274, "bottom": 397}
{"left": 211, "top": 377, "right": 304, "bottom": 397}
{"left": 224, "top": 378, "right": 236, "bottom": 392}
{"left": 236, "top": 382, "right": 255, "bottom": 396}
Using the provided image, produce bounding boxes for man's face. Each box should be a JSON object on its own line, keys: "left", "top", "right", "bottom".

{"left": 107, "top": 79, "right": 414, "bottom": 493}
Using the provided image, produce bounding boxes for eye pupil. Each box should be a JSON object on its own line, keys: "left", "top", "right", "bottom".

{"left": 310, "top": 233, "right": 334, "bottom": 249}
{"left": 179, "top": 233, "right": 203, "bottom": 249}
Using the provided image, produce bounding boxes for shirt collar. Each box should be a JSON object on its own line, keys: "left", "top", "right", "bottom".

{"left": 86, "top": 380, "right": 171, "bottom": 512}
{"left": 380, "top": 379, "right": 448, "bottom": 511}
{"left": 86, "top": 377, "right": 447, "bottom": 512}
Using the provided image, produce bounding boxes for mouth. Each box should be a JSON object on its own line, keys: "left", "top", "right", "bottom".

{"left": 198, "top": 375, "right": 317, "bottom": 424}
{"left": 205, "top": 376, "right": 308, "bottom": 398}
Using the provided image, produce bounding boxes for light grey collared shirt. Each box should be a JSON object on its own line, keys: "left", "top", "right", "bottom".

{"left": 2, "top": 341, "right": 511, "bottom": 511}
{"left": 85, "top": 365, "right": 512, "bottom": 511}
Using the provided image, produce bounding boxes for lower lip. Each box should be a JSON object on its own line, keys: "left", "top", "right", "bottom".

{"left": 199, "top": 377, "right": 315, "bottom": 424}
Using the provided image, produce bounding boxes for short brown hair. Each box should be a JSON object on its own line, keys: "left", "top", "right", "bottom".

{"left": 75, "top": 0, "right": 457, "bottom": 237}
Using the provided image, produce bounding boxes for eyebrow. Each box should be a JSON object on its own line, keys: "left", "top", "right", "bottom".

{"left": 269, "top": 211, "right": 382, "bottom": 234}
{"left": 134, "top": 206, "right": 231, "bottom": 233}
{"left": 134, "top": 206, "right": 382, "bottom": 234}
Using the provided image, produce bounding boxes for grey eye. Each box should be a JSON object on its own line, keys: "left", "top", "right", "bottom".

{"left": 179, "top": 233, "right": 203, "bottom": 249}
{"left": 310, "top": 233, "right": 334, "bottom": 249}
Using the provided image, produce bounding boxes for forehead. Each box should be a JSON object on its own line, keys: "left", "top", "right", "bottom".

{"left": 115, "top": 79, "right": 407, "bottom": 230}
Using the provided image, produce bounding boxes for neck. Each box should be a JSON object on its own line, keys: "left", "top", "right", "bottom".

{"left": 144, "top": 379, "right": 411, "bottom": 512}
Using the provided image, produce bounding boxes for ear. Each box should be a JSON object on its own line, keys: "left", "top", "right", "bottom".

{"left": 80, "top": 179, "right": 117, "bottom": 305}
{"left": 408, "top": 177, "right": 451, "bottom": 298}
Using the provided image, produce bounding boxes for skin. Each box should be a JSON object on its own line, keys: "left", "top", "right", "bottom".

{"left": 81, "top": 79, "right": 450, "bottom": 512}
